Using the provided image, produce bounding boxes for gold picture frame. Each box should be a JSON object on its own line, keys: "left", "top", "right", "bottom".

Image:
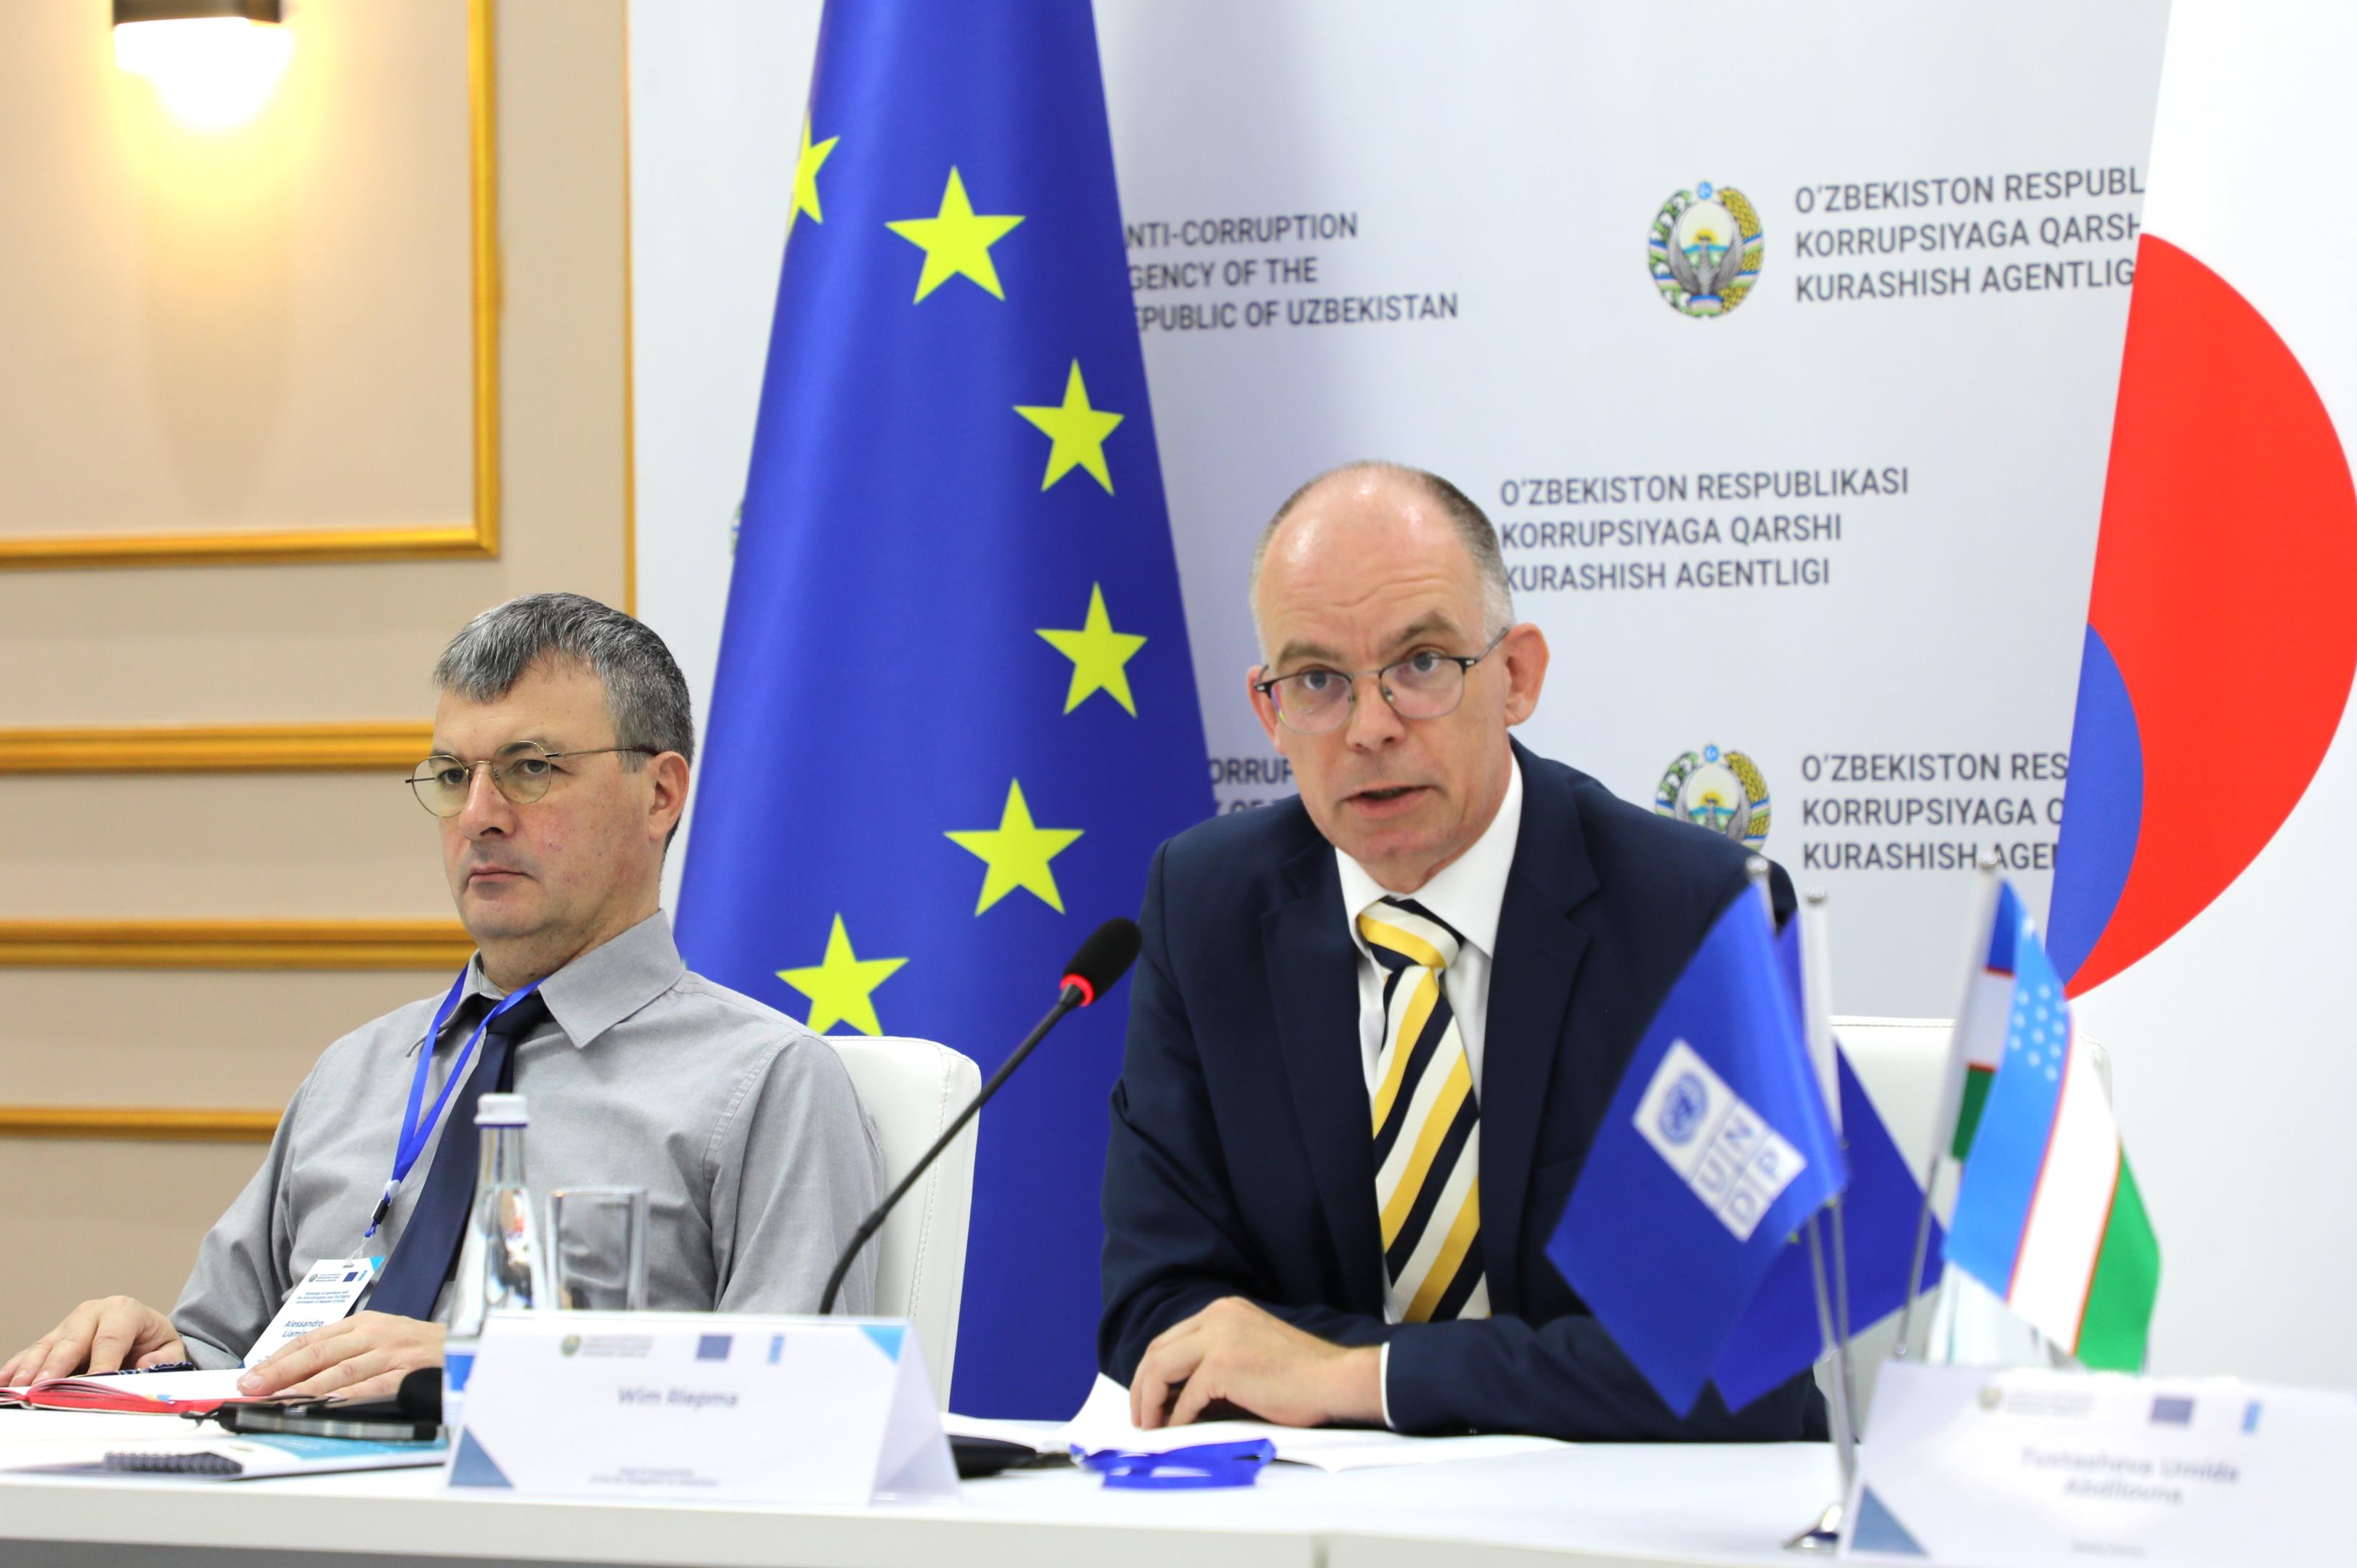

{"left": 0, "top": 722, "right": 434, "bottom": 774}
{"left": 0, "top": 918, "right": 472, "bottom": 970}
{"left": 0, "top": 1107, "right": 280, "bottom": 1144}
{"left": 0, "top": 0, "right": 501, "bottom": 571}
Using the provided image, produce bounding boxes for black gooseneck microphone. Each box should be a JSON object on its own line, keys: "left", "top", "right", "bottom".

{"left": 815, "top": 916, "right": 1144, "bottom": 1315}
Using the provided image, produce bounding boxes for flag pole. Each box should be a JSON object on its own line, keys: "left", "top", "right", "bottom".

{"left": 1799, "top": 890, "right": 1858, "bottom": 1427}
{"left": 1749, "top": 861, "right": 1857, "bottom": 1553}
{"left": 1894, "top": 854, "right": 2001, "bottom": 1360}
{"left": 1807, "top": 1214, "right": 1859, "bottom": 1493}
{"left": 1828, "top": 1196, "right": 1858, "bottom": 1417}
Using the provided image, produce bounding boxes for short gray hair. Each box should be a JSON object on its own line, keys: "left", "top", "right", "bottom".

{"left": 1249, "top": 461, "right": 1515, "bottom": 648}
{"left": 433, "top": 593, "right": 695, "bottom": 767}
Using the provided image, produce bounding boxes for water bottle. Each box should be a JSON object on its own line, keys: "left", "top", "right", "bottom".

{"left": 442, "top": 1092, "right": 547, "bottom": 1432}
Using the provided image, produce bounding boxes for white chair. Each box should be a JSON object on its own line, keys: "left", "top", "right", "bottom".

{"left": 822, "top": 1036, "right": 981, "bottom": 1408}
{"left": 1830, "top": 1016, "right": 1953, "bottom": 1175}
{"left": 1833, "top": 1014, "right": 2114, "bottom": 1190}
{"left": 1818, "top": 1016, "right": 1952, "bottom": 1425}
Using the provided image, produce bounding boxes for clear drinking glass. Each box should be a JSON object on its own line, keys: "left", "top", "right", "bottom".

{"left": 545, "top": 1186, "right": 649, "bottom": 1311}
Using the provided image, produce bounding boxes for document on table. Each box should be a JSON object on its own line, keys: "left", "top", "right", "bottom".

{"left": 0, "top": 1368, "right": 253, "bottom": 1413}
{"left": 952, "top": 1375, "right": 1568, "bottom": 1473}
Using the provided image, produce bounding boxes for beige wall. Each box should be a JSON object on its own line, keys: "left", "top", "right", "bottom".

{"left": 0, "top": 0, "right": 630, "bottom": 1355}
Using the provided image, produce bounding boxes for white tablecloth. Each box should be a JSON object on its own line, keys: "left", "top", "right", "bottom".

{"left": 0, "top": 1409, "right": 1845, "bottom": 1568}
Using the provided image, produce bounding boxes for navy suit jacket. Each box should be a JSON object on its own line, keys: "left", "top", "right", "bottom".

{"left": 1099, "top": 740, "right": 1826, "bottom": 1440}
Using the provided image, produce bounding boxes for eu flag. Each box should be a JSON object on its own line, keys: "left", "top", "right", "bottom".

{"left": 1547, "top": 897, "right": 1845, "bottom": 1416}
{"left": 676, "top": 0, "right": 1212, "bottom": 1417}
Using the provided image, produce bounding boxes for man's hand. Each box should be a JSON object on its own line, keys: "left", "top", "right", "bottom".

{"left": 237, "top": 1312, "right": 445, "bottom": 1404}
{"left": 1, "top": 1297, "right": 187, "bottom": 1387}
{"left": 1128, "top": 1297, "right": 1383, "bottom": 1429}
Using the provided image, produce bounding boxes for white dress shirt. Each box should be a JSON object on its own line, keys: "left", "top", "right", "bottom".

{"left": 1336, "top": 751, "right": 1523, "bottom": 1099}
{"left": 1335, "top": 754, "right": 1523, "bottom": 1424}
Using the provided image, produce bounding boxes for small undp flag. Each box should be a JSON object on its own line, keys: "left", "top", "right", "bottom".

{"left": 1711, "top": 1046, "right": 1942, "bottom": 1412}
{"left": 1708, "top": 918, "right": 1942, "bottom": 1411}
{"left": 1548, "top": 896, "right": 1845, "bottom": 1416}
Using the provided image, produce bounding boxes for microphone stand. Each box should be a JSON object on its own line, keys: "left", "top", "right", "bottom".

{"left": 817, "top": 983, "right": 1086, "bottom": 1315}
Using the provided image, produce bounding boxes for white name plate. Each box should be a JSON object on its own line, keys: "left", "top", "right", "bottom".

{"left": 447, "top": 1310, "right": 955, "bottom": 1506}
{"left": 1843, "top": 1360, "right": 2351, "bottom": 1566}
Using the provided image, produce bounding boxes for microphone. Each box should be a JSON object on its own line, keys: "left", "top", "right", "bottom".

{"left": 815, "top": 917, "right": 1142, "bottom": 1315}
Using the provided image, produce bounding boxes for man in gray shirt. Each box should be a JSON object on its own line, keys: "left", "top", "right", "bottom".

{"left": 1, "top": 595, "right": 884, "bottom": 1402}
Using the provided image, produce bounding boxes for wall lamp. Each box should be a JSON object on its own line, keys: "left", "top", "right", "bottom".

{"left": 113, "top": 0, "right": 293, "bottom": 129}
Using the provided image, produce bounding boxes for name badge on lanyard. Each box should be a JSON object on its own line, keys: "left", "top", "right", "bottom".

{"left": 363, "top": 967, "right": 545, "bottom": 1244}
{"left": 244, "top": 1257, "right": 381, "bottom": 1367}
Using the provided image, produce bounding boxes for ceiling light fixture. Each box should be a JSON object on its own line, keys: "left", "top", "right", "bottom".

{"left": 113, "top": 0, "right": 293, "bottom": 130}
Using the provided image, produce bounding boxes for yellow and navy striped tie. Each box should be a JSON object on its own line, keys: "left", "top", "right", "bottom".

{"left": 1359, "top": 897, "right": 1489, "bottom": 1323}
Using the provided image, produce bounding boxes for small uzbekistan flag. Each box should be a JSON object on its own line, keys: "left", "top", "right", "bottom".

{"left": 1945, "top": 921, "right": 2160, "bottom": 1371}
{"left": 1941, "top": 878, "right": 2030, "bottom": 1158}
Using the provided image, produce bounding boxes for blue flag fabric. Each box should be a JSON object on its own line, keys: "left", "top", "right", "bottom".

{"left": 1709, "top": 920, "right": 1940, "bottom": 1410}
{"left": 675, "top": 0, "right": 1212, "bottom": 1417}
{"left": 1710, "top": 1045, "right": 1943, "bottom": 1411}
{"left": 1546, "top": 897, "right": 1845, "bottom": 1416}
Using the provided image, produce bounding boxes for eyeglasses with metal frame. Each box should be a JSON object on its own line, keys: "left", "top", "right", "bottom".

{"left": 404, "top": 743, "right": 660, "bottom": 817}
{"left": 1252, "top": 630, "right": 1510, "bottom": 735}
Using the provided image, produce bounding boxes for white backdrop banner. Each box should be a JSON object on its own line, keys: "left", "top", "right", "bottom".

{"left": 631, "top": 0, "right": 2257, "bottom": 1377}
{"left": 630, "top": 0, "right": 2187, "bottom": 1365}
{"left": 635, "top": 1, "right": 2167, "bottom": 1021}
{"left": 1100, "top": 1, "right": 2166, "bottom": 1018}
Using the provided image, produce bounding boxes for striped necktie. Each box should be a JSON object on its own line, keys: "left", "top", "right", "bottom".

{"left": 1358, "top": 897, "right": 1489, "bottom": 1323}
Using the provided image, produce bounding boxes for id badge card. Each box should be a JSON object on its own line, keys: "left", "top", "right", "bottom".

{"left": 243, "top": 1257, "right": 380, "bottom": 1368}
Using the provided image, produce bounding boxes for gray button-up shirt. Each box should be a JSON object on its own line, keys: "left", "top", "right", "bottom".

{"left": 171, "top": 913, "right": 884, "bottom": 1367}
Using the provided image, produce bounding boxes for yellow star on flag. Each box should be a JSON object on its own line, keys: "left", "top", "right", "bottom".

{"left": 789, "top": 115, "right": 839, "bottom": 234}
{"left": 884, "top": 168, "right": 1025, "bottom": 303}
{"left": 945, "top": 780, "right": 1083, "bottom": 914}
{"left": 777, "top": 914, "right": 905, "bottom": 1036}
{"left": 1036, "top": 584, "right": 1147, "bottom": 716}
{"left": 1014, "top": 361, "right": 1124, "bottom": 493}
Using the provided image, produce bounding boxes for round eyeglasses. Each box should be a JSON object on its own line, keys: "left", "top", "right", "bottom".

{"left": 1253, "top": 632, "right": 1508, "bottom": 735}
{"left": 406, "top": 743, "right": 658, "bottom": 817}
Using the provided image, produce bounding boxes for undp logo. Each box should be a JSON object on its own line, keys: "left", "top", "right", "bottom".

{"left": 1657, "top": 1071, "right": 1711, "bottom": 1146}
{"left": 1648, "top": 181, "right": 1764, "bottom": 317}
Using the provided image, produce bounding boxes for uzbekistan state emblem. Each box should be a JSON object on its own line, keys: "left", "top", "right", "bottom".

{"left": 1648, "top": 181, "right": 1764, "bottom": 317}
{"left": 1656, "top": 744, "right": 1771, "bottom": 849}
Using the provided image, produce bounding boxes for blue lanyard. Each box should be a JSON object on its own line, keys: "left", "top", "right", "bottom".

{"left": 364, "top": 968, "right": 545, "bottom": 1239}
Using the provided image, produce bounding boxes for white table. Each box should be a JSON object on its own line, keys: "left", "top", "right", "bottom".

{"left": 0, "top": 1410, "right": 1846, "bottom": 1568}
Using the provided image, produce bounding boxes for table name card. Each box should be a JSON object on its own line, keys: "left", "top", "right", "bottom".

{"left": 1844, "top": 1360, "right": 2348, "bottom": 1566}
{"left": 447, "top": 1311, "right": 955, "bottom": 1506}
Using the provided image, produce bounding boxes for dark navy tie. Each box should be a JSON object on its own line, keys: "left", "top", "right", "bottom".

{"left": 367, "top": 992, "right": 553, "bottom": 1321}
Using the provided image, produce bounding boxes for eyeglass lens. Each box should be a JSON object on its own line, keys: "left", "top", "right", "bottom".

{"left": 1275, "top": 650, "right": 1468, "bottom": 733}
{"left": 408, "top": 744, "right": 561, "bottom": 816}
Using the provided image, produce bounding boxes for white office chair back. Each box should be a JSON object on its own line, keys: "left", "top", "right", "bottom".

{"left": 1833, "top": 1016, "right": 2114, "bottom": 1185}
{"left": 822, "top": 1036, "right": 981, "bottom": 1408}
{"left": 1828, "top": 1016, "right": 2114, "bottom": 1424}
{"left": 1829, "top": 1016, "right": 1953, "bottom": 1175}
